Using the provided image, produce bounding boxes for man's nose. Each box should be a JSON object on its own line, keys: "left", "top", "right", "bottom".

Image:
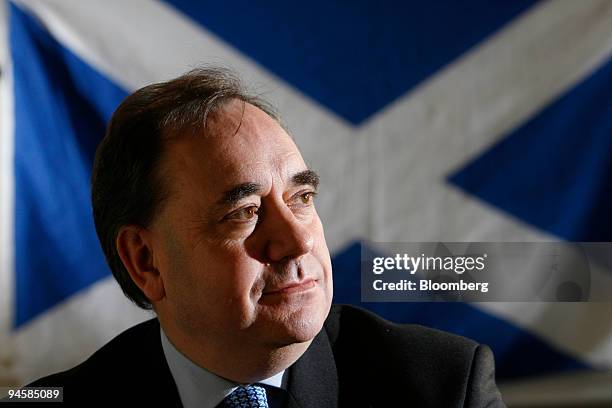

{"left": 262, "top": 203, "right": 313, "bottom": 263}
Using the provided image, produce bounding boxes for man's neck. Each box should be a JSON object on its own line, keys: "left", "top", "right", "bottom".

{"left": 158, "top": 317, "right": 312, "bottom": 383}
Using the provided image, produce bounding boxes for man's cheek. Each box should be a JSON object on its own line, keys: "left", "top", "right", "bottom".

{"left": 225, "top": 261, "right": 263, "bottom": 294}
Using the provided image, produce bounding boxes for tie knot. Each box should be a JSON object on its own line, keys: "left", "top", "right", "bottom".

{"left": 224, "top": 384, "right": 269, "bottom": 408}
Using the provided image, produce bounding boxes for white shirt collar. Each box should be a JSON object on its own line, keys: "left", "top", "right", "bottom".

{"left": 160, "top": 326, "right": 286, "bottom": 408}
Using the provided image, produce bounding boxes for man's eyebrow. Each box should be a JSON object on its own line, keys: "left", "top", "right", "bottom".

{"left": 218, "top": 170, "right": 319, "bottom": 206}
{"left": 220, "top": 182, "right": 263, "bottom": 205}
{"left": 291, "top": 169, "right": 320, "bottom": 189}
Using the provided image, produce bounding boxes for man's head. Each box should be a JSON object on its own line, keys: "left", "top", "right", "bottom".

{"left": 92, "top": 68, "right": 333, "bottom": 378}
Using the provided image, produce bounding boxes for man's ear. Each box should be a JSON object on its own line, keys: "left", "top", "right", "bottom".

{"left": 116, "top": 225, "right": 165, "bottom": 303}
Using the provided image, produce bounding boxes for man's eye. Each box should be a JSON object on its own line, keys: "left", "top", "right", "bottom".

{"left": 227, "top": 206, "right": 259, "bottom": 221}
{"left": 297, "top": 191, "right": 317, "bottom": 205}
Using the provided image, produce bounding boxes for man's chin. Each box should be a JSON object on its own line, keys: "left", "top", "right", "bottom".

{"left": 259, "top": 304, "right": 328, "bottom": 346}
{"left": 254, "top": 285, "right": 332, "bottom": 344}
{"left": 265, "top": 324, "right": 322, "bottom": 347}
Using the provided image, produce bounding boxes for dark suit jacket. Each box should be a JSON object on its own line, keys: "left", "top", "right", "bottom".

{"left": 28, "top": 305, "right": 505, "bottom": 407}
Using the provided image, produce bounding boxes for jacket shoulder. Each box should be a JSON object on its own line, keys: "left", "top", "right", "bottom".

{"left": 27, "top": 317, "right": 182, "bottom": 405}
{"left": 324, "top": 305, "right": 503, "bottom": 406}
{"left": 30, "top": 318, "right": 159, "bottom": 387}
{"left": 325, "top": 304, "right": 479, "bottom": 354}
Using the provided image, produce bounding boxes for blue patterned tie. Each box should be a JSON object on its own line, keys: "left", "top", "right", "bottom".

{"left": 223, "top": 384, "right": 269, "bottom": 408}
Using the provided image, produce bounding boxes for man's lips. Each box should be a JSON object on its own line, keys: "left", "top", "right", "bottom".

{"left": 262, "top": 279, "right": 317, "bottom": 296}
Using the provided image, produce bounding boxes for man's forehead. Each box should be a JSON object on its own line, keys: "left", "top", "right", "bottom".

{"left": 160, "top": 100, "right": 309, "bottom": 196}
{"left": 205, "top": 101, "right": 297, "bottom": 154}
{"left": 206, "top": 99, "right": 279, "bottom": 140}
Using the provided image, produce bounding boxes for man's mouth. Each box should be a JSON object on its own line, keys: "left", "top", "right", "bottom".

{"left": 262, "top": 279, "right": 317, "bottom": 296}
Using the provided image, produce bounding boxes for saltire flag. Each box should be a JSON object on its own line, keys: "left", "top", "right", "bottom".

{"left": 1, "top": 1, "right": 612, "bottom": 404}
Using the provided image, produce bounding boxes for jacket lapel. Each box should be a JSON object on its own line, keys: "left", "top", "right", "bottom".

{"left": 286, "top": 329, "right": 338, "bottom": 408}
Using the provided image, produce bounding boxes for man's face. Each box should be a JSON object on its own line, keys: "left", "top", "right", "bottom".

{"left": 151, "top": 100, "right": 333, "bottom": 350}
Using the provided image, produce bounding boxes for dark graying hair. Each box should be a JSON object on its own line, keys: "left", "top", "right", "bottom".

{"left": 91, "top": 67, "right": 279, "bottom": 309}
